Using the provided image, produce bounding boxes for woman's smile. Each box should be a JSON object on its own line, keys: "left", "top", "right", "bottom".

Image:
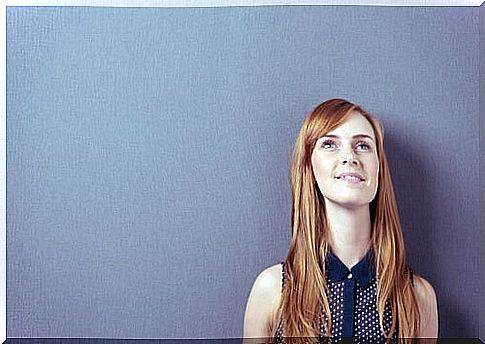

{"left": 335, "top": 172, "right": 366, "bottom": 184}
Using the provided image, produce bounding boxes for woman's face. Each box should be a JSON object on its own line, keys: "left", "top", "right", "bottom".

{"left": 311, "top": 111, "right": 379, "bottom": 209}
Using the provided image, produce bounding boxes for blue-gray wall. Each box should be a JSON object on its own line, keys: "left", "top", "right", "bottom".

{"left": 6, "top": 5, "right": 481, "bottom": 339}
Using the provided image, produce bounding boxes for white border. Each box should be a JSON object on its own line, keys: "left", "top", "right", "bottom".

{"left": 0, "top": 0, "right": 482, "bottom": 342}
{"left": 1, "top": 0, "right": 484, "bottom": 6}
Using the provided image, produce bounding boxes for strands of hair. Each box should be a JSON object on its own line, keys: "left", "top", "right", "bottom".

{"left": 276, "top": 99, "right": 420, "bottom": 340}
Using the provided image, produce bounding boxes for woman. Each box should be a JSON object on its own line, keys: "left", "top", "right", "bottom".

{"left": 243, "top": 99, "right": 438, "bottom": 340}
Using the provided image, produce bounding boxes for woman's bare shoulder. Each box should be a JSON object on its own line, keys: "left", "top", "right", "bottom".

{"left": 413, "top": 275, "right": 436, "bottom": 300}
{"left": 414, "top": 275, "right": 436, "bottom": 306}
{"left": 251, "top": 263, "right": 283, "bottom": 299}
{"left": 243, "top": 264, "right": 283, "bottom": 338}
{"left": 413, "top": 275, "right": 439, "bottom": 337}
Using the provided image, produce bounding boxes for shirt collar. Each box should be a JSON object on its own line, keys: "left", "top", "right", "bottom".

{"left": 326, "top": 249, "right": 375, "bottom": 288}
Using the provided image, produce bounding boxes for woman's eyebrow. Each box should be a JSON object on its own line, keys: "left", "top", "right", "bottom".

{"left": 353, "top": 134, "right": 375, "bottom": 141}
{"left": 322, "top": 134, "right": 375, "bottom": 141}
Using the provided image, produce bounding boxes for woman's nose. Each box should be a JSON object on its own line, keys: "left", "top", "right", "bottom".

{"left": 341, "top": 157, "right": 358, "bottom": 165}
{"left": 340, "top": 148, "right": 358, "bottom": 165}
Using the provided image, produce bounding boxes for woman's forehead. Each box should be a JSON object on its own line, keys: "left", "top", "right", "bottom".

{"left": 324, "top": 111, "right": 376, "bottom": 139}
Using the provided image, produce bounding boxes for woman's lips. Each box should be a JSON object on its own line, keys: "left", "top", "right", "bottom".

{"left": 335, "top": 172, "right": 365, "bottom": 183}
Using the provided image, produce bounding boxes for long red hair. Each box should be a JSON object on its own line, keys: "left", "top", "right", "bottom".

{"left": 276, "top": 99, "right": 420, "bottom": 339}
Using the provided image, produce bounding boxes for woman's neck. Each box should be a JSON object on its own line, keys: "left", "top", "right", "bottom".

{"left": 325, "top": 201, "right": 372, "bottom": 269}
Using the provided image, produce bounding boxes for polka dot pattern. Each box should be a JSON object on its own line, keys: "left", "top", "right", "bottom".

{"left": 352, "top": 276, "right": 396, "bottom": 341}
{"left": 275, "top": 262, "right": 398, "bottom": 343}
{"left": 328, "top": 279, "right": 345, "bottom": 338}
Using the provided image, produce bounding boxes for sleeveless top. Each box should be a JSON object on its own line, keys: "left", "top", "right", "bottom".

{"left": 275, "top": 250, "right": 412, "bottom": 343}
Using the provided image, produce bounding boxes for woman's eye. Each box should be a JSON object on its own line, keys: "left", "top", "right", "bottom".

{"left": 321, "top": 140, "right": 336, "bottom": 149}
{"left": 356, "top": 142, "right": 371, "bottom": 150}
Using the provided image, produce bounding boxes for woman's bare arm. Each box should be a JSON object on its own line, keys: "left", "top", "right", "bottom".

{"left": 415, "top": 276, "right": 439, "bottom": 339}
{"left": 243, "top": 264, "right": 282, "bottom": 339}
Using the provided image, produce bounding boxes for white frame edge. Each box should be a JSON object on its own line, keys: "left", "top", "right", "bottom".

{"left": 1, "top": 0, "right": 483, "bottom": 342}
{"left": 2, "top": 0, "right": 485, "bottom": 6}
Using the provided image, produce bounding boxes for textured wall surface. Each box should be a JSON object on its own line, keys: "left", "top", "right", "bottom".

{"left": 7, "top": 5, "right": 480, "bottom": 338}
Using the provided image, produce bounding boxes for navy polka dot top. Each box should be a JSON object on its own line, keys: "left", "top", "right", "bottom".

{"left": 275, "top": 250, "right": 403, "bottom": 342}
